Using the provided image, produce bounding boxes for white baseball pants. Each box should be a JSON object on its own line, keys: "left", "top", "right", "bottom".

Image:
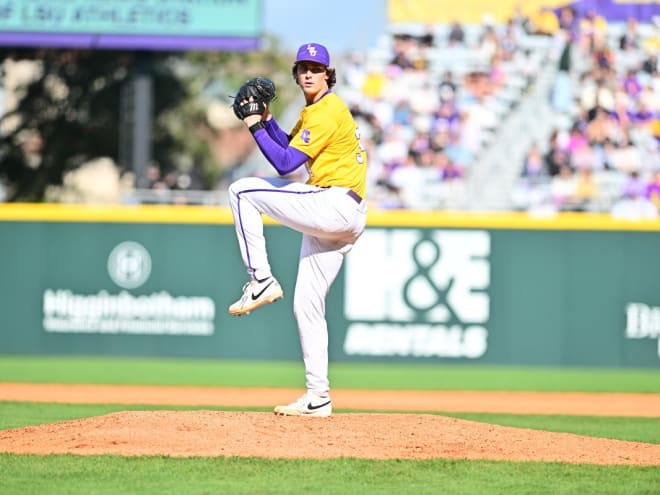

{"left": 228, "top": 176, "right": 367, "bottom": 394}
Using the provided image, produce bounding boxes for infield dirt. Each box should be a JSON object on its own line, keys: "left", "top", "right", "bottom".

{"left": 1, "top": 383, "right": 659, "bottom": 465}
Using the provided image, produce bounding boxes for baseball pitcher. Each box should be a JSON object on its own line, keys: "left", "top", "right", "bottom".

{"left": 228, "top": 43, "right": 368, "bottom": 417}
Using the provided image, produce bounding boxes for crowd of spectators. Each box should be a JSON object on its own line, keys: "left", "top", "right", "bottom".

{"left": 511, "top": 8, "right": 660, "bottom": 219}
{"left": 133, "top": 9, "right": 659, "bottom": 219}
{"left": 336, "top": 12, "right": 542, "bottom": 210}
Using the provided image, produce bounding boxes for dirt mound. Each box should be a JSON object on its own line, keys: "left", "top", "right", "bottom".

{"left": 1, "top": 410, "right": 659, "bottom": 465}
{"left": 2, "top": 384, "right": 660, "bottom": 465}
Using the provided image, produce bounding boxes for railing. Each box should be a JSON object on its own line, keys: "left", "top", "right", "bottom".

{"left": 122, "top": 188, "right": 229, "bottom": 206}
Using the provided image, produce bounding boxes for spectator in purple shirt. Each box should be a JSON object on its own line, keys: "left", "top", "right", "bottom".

{"left": 645, "top": 171, "right": 660, "bottom": 211}
{"left": 622, "top": 170, "right": 647, "bottom": 198}
{"left": 622, "top": 69, "right": 643, "bottom": 100}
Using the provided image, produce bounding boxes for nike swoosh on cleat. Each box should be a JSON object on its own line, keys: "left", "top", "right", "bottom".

{"left": 307, "top": 400, "right": 331, "bottom": 411}
{"left": 251, "top": 281, "right": 274, "bottom": 301}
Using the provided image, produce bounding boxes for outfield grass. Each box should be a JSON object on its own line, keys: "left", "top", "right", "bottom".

{"left": 1, "top": 356, "right": 659, "bottom": 392}
{"left": 1, "top": 454, "right": 659, "bottom": 495}
{"left": 1, "top": 356, "right": 659, "bottom": 495}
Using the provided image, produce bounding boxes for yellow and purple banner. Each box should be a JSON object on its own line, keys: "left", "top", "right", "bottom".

{"left": 388, "top": 0, "right": 659, "bottom": 24}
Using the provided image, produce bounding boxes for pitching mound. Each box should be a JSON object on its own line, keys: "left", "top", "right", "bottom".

{"left": 1, "top": 410, "right": 660, "bottom": 465}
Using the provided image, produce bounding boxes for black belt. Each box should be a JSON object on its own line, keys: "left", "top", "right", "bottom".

{"left": 346, "top": 189, "right": 363, "bottom": 204}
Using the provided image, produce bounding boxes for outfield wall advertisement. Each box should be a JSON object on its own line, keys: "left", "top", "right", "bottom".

{"left": 0, "top": 206, "right": 658, "bottom": 367}
{"left": 343, "top": 229, "right": 491, "bottom": 359}
{"left": 42, "top": 240, "right": 216, "bottom": 337}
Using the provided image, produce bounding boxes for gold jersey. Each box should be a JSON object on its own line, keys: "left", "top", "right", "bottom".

{"left": 289, "top": 92, "right": 367, "bottom": 199}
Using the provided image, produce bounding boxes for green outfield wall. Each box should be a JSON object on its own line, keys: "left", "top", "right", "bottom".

{"left": 1, "top": 204, "right": 659, "bottom": 367}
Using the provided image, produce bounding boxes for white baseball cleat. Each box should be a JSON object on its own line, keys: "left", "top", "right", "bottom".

{"left": 228, "top": 277, "right": 283, "bottom": 316}
{"left": 273, "top": 391, "right": 332, "bottom": 417}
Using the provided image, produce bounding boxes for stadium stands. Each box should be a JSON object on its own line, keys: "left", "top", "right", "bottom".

{"left": 507, "top": 13, "right": 660, "bottom": 215}
{"left": 333, "top": 15, "right": 555, "bottom": 210}
{"left": 333, "top": 9, "right": 659, "bottom": 215}
{"left": 133, "top": 9, "right": 659, "bottom": 217}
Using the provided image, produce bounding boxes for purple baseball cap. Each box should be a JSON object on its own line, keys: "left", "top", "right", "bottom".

{"left": 295, "top": 43, "right": 330, "bottom": 66}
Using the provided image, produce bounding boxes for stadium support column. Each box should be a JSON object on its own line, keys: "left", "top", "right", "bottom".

{"left": 119, "top": 52, "right": 153, "bottom": 192}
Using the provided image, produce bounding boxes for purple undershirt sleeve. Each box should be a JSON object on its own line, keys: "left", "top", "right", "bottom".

{"left": 252, "top": 128, "right": 310, "bottom": 176}
{"left": 263, "top": 119, "right": 291, "bottom": 148}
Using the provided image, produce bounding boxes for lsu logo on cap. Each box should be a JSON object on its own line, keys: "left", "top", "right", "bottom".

{"left": 295, "top": 42, "right": 330, "bottom": 66}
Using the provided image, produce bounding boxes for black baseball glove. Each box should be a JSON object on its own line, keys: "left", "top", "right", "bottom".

{"left": 232, "top": 77, "right": 277, "bottom": 120}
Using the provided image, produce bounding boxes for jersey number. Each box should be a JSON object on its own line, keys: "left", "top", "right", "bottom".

{"left": 355, "top": 127, "right": 366, "bottom": 165}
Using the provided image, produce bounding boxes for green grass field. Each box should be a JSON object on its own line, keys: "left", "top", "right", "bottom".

{"left": 2, "top": 356, "right": 660, "bottom": 391}
{"left": 1, "top": 356, "right": 659, "bottom": 495}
